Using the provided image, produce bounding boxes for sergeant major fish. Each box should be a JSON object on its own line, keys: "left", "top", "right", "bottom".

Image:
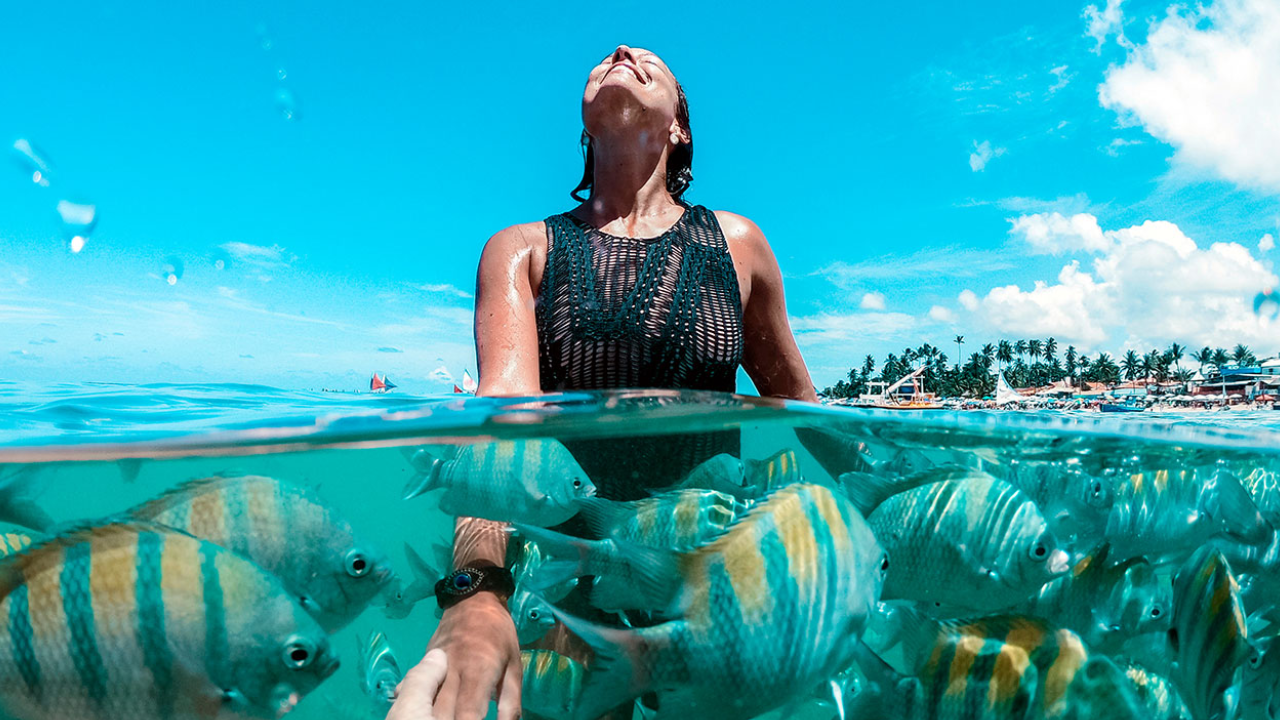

{"left": 358, "top": 632, "right": 402, "bottom": 712}
{"left": 521, "top": 649, "right": 584, "bottom": 720}
{"left": 403, "top": 439, "right": 596, "bottom": 527}
{"left": 866, "top": 472, "right": 1071, "bottom": 613}
{"left": 674, "top": 449, "right": 803, "bottom": 501}
{"left": 1169, "top": 546, "right": 1250, "bottom": 720}
{"left": 0, "top": 522, "right": 338, "bottom": 720}
{"left": 574, "top": 488, "right": 746, "bottom": 552}
{"left": 545, "top": 483, "right": 886, "bottom": 720}
{"left": 128, "top": 475, "right": 394, "bottom": 632}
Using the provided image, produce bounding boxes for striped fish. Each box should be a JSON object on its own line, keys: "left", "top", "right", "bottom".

{"left": 1239, "top": 465, "right": 1280, "bottom": 529}
{"left": 1104, "top": 466, "right": 1269, "bottom": 565}
{"left": 0, "top": 522, "right": 337, "bottom": 720}
{"left": 1058, "top": 656, "right": 1148, "bottom": 720}
{"left": 743, "top": 449, "right": 805, "bottom": 496}
{"left": 574, "top": 489, "right": 746, "bottom": 552}
{"left": 1170, "top": 546, "right": 1249, "bottom": 720}
{"left": 0, "top": 532, "right": 33, "bottom": 558}
{"left": 1003, "top": 460, "right": 1114, "bottom": 543}
{"left": 128, "top": 475, "right": 394, "bottom": 633}
{"left": 402, "top": 440, "right": 597, "bottom": 527}
{"left": 1121, "top": 663, "right": 1191, "bottom": 720}
{"left": 546, "top": 483, "right": 886, "bottom": 720}
{"left": 511, "top": 539, "right": 576, "bottom": 644}
{"left": 520, "top": 649, "right": 584, "bottom": 719}
{"left": 867, "top": 473, "right": 1071, "bottom": 612}
{"left": 357, "top": 632, "right": 401, "bottom": 712}
{"left": 674, "top": 454, "right": 750, "bottom": 498}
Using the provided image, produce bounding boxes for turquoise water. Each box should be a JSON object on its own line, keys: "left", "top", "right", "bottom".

{"left": 2, "top": 382, "right": 1280, "bottom": 719}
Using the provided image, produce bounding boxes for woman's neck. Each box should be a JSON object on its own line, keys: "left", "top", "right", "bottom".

{"left": 583, "top": 132, "right": 681, "bottom": 227}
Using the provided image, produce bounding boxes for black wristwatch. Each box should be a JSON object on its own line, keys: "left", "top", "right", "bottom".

{"left": 434, "top": 566, "right": 515, "bottom": 610}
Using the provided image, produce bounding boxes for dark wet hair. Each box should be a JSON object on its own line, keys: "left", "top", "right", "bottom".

{"left": 571, "top": 82, "right": 693, "bottom": 203}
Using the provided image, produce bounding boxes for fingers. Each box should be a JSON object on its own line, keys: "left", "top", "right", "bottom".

{"left": 388, "top": 649, "right": 449, "bottom": 720}
{"left": 453, "top": 661, "right": 504, "bottom": 720}
{"left": 496, "top": 658, "right": 524, "bottom": 720}
{"left": 433, "top": 669, "right": 461, "bottom": 720}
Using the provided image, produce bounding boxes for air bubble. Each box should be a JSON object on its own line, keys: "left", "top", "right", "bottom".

{"left": 1255, "top": 289, "right": 1280, "bottom": 320}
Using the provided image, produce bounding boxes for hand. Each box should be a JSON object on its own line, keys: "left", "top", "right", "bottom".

{"left": 425, "top": 592, "right": 523, "bottom": 720}
{"left": 387, "top": 648, "right": 448, "bottom": 720}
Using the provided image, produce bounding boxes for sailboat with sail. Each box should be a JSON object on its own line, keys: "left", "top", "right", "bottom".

{"left": 857, "top": 367, "right": 942, "bottom": 409}
{"left": 370, "top": 373, "right": 397, "bottom": 392}
{"left": 995, "top": 369, "right": 1026, "bottom": 406}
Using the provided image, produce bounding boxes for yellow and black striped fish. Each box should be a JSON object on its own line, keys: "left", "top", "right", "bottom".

{"left": 545, "top": 483, "right": 886, "bottom": 720}
{"left": 574, "top": 488, "right": 745, "bottom": 552}
{"left": 0, "top": 532, "right": 33, "bottom": 558}
{"left": 129, "top": 475, "right": 394, "bottom": 633}
{"left": 1170, "top": 546, "right": 1249, "bottom": 720}
{"left": 0, "top": 521, "right": 337, "bottom": 720}
{"left": 521, "top": 649, "right": 584, "bottom": 719}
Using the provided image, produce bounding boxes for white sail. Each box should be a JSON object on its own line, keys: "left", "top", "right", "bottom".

{"left": 996, "top": 370, "right": 1027, "bottom": 405}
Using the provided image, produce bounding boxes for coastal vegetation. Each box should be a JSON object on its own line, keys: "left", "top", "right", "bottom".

{"left": 820, "top": 338, "right": 1266, "bottom": 399}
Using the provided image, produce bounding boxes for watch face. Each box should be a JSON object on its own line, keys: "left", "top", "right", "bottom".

{"left": 449, "top": 570, "right": 479, "bottom": 593}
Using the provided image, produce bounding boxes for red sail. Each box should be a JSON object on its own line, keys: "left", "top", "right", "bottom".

{"left": 371, "top": 373, "right": 385, "bottom": 391}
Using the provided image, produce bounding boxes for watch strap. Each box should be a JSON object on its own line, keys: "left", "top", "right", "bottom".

{"left": 434, "top": 566, "right": 515, "bottom": 610}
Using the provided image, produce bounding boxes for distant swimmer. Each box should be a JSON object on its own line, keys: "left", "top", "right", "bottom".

{"left": 388, "top": 44, "right": 817, "bottom": 720}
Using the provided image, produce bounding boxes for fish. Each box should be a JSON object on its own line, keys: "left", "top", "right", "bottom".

{"left": 866, "top": 472, "right": 1071, "bottom": 612}
{"left": 1014, "top": 543, "right": 1170, "bottom": 653}
{"left": 545, "top": 483, "right": 886, "bottom": 720}
{"left": 382, "top": 543, "right": 440, "bottom": 620}
{"left": 521, "top": 649, "right": 585, "bottom": 719}
{"left": 1240, "top": 634, "right": 1280, "bottom": 720}
{"left": 357, "top": 632, "right": 402, "bottom": 711}
{"left": 128, "top": 474, "right": 395, "bottom": 632}
{"left": 511, "top": 587, "right": 559, "bottom": 645}
{"left": 402, "top": 439, "right": 597, "bottom": 527}
{"left": 0, "top": 531, "right": 34, "bottom": 558}
{"left": 1002, "top": 460, "right": 1114, "bottom": 544}
{"left": 674, "top": 453, "right": 749, "bottom": 497}
{"left": 574, "top": 488, "right": 746, "bottom": 552}
{"left": 838, "top": 464, "right": 985, "bottom": 517}
{"left": 1121, "top": 663, "right": 1192, "bottom": 720}
{"left": 1060, "top": 656, "right": 1149, "bottom": 720}
{"left": 0, "top": 521, "right": 338, "bottom": 720}
{"left": 1239, "top": 465, "right": 1280, "bottom": 529}
{"left": 1103, "top": 466, "right": 1271, "bottom": 565}
{"left": 1169, "top": 546, "right": 1250, "bottom": 720}
{"left": 0, "top": 465, "right": 54, "bottom": 532}
{"left": 743, "top": 449, "right": 805, "bottom": 496}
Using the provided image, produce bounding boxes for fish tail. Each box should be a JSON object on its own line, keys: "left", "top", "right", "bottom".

{"left": 1207, "top": 469, "right": 1272, "bottom": 545}
{"left": 0, "top": 466, "right": 53, "bottom": 532}
{"left": 515, "top": 525, "right": 682, "bottom": 611}
{"left": 402, "top": 449, "right": 448, "bottom": 500}
{"left": 549, "top": 603, "right": 659, "bottom": 720}
{"left": 572, "top": 497, "right": 629, "bottom": 539}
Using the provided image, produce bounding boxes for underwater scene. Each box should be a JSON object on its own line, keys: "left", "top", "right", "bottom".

{"left": 2, "top": 384, "right": 1280, "bottom": 720}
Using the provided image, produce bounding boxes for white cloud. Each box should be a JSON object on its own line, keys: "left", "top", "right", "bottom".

{"left": 859, "top": 292, "right": 886, "bottom": 311}
{"left": 791, "top": 312, "right": 918, "bottom": 345}
{"left": 1084, "top": 0, "right": 1129, "bottom": 53}
{"left": 1105, "top": 138, "right": 1143, "bottom": 156}
{"left": 1008, "top": 212, "right": 1110, "bottom": 254}
{"left": 972, "top": 214, "right": 1278, "bottom": 350}
{"left": 1261, "top": 233, "right": 1275, "bottom": 252}
{"left": 219, "top": 242, "right": 294, "bottom": 268}
{"left": 959, "top": 289, "right": 980, "bottom": 311}
{"left": 969, "top": 140, "right": 1006, "bottom": 172}
{"left": 928, "top": 305, "right": 957, "bottom": 323}
{"left": 419, "top": 283, "right": 473, "bottom": 299}
{"left": 1099, "top": 0, "right": 1280, "bottom": 193}
{"left": 1048, "top": 65, "right": 1072, "bottom": 94}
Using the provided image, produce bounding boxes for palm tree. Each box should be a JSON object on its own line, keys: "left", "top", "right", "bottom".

{"left": 1167, "top": 342, "right": 1185, "bottom": 373}
{"left": 1014, "top": 339, "right": 1027, "bottom": 360}
{"left": 1212, "top": 347, "right": 1230, "bottom": 370}
{"left": 1122, "top": 350, "right": 1142, "bottom": 381}
{"left": 1043, "top": 337, "right": 1058, "bottom": 363}
{"left": 1028, "top": 339, "right": 1042, "bottom": 361}
{"left": 981, "top": 343, "right": 995, "bottom": 364}
{"left": 954, "top": 335, "right": 964, "bottom": 370}
{"left": 1094, "top": 353, "right": 1120, "bottom": 386}
{"left": 1233, "top": 344, "right": 1257, "bottom": 367}
{"left": 861, "top": 354, "right": 876, "bottom": 380}
{"left": 1065, "top": 345, "right": 1078, "bottom": 385}
{"left": 997, "top": 340, "right": 1014, "bottom": 370}
{"left": 1191, "top": 346, "right": 1212, "bottom": 372}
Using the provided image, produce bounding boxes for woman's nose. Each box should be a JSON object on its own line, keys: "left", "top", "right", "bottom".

{"left": 611, "top": 45, "right": 636, "bottom": 64}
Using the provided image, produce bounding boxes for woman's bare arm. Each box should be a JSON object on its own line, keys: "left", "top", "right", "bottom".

{"left": 721, "top": 213, "right": 818, "bottom": 402}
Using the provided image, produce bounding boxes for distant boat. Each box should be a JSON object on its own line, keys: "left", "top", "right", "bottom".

{"left": 371, "top": 373, "right": 397, "bottom": 392}
{"left": 860, "top": 367, "right": 942, "bottom": 409}
{"left": 995, "top": 370, "right": 1027, "bottom": 405}
{"left": 462, "top": 369, "right": 478, "bottom": 394}
{"left": 1100, "top": 401, "right": 1144, "bottom": 413}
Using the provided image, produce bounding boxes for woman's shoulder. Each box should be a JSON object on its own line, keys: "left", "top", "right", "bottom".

{"left": 710, "top": 209, "right": 769, "bottom": 252}
{"left": 485, "top": 220, "right": 548, "bottom": 252}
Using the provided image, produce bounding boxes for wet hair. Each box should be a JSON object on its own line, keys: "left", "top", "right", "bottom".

{"left": 571, "top": 82, "right": 693, "bottom": 203}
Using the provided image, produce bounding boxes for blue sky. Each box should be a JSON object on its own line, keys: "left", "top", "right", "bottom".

{"left": 3, "top": 0, "right": 1279, "bottom": 393}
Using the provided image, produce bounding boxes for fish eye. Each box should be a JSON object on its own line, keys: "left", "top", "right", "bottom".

{"left": 345, "top": 550, "right": 370, "bottom": 578}
{"left": 528, "top": 608, "right": 541, "bottom": 620}
{"left": 1150, "top": 607, "right": 1162, "bottom": 618}
{"left": 572, "top": 479, "right": 582, "bottom": 488}
{"left": 1030, "top": 543, "right": 1049, "bottom": 561}
{"left": 1250, "top": 651, "right": 1263, "bottom": 669}
{"left": 282, "top": 637, "right": 316, "bottom": 669}
{"left": 880, "top": 553, "right": 890, "bottom": 573}
{"left": 1091, "top": 480, "right": 1104, "bottom": 496}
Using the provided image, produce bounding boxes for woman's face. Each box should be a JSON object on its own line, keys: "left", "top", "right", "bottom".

{"left": 582, "top": 45, "right": 686, "bottom": 144}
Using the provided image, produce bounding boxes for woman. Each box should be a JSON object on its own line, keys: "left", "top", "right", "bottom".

{"left": 390, "top": 44, "right": 815, "bottom": 720}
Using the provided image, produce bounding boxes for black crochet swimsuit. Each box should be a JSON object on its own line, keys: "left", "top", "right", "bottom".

{"left": 536, "top": 203, "right": 744, "bottom": 500}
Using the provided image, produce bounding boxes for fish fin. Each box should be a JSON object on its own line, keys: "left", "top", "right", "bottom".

{"left": 887, "top": 604, "right": 944, "bottom": 674}
{"left": 548, "top": 603, "right": 660, "bottom": 720}
{"left": 1247, "top": 605, "right": 1277, "bottom": 637}
{"left": 116, "top": 458, "right": 143, "bottom": 484}
{"left": 572, "top": 497, "right": 629, "bottom": 539}
{"left": 1207, "top": 470, "right": 1272, "bottom": 545}
{"left": 0, "top": 465, "right": 53, "bottom": 532}
{"left": 402, "top": 448, "right": 451, "bottom": 500}
{"left": 838, "top": 471, "right": 906, "bottom": 517}
{"left": 516, "top": 524, "right": 682, "bottom": 611}
{"left": 404, "top": 542, "right": 441, "bottom": 589}
{"left": 127, "top": 475, "right": 267, "bottom": 520}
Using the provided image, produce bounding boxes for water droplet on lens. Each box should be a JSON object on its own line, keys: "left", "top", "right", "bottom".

{"left": 275, "top": 88, "right": 298, "bottom": 121}
{"left": 211, "top": 248, "right": 232, "bottom": 271}
{"left": 1255, "top": 289, "right": 1280, "bottom": 320}
{"left": 162, "top": 256, "right": 184, "bottom": 285}
{"left": 56, "top": 200, "right": 97, "bottom": 245}
{"left": 277, "top": 67, "right": 288, "bottom": 80}
{"left": 13, "top": 139, "right": 54, "bottom": 187}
